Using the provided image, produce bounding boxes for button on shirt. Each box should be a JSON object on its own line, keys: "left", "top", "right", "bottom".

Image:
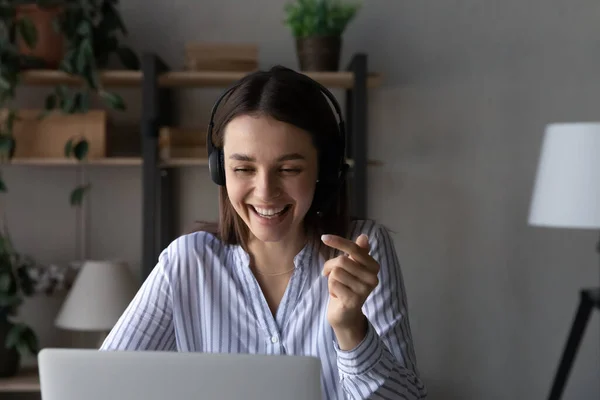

{"left": 100, "top": 219, "right": 427, "bottom": 399}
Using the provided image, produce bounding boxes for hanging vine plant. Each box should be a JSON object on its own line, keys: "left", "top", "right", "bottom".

{"left": 0, "top": 0, "right": 139, "bottom": 205}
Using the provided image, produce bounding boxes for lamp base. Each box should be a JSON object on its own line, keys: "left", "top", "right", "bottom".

{"left": 547, "top": 288, "right": 600, "bottom": 400}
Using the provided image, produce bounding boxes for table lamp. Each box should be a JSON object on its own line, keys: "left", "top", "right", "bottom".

{"left": 528, "top": 122, "right": 600, "bottom": 400}
{"left": 55, "top": 260, "right": 138, "bottom": 348}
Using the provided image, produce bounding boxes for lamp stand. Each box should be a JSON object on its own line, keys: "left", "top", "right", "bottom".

{"left": 547, "top": 233, "right": 600, "bottom": 400}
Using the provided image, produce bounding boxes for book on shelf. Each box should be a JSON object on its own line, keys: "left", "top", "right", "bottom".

{"left": 158, "top": 126, "right": 206, "bottom": 161}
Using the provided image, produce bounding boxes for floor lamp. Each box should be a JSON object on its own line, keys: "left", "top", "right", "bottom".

{"left": 528, "top": 122, "right": 600, "bottom": 400}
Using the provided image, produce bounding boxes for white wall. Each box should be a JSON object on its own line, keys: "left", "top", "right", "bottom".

{"left": 4, "top": 1, "right": 600, "bottom": 399}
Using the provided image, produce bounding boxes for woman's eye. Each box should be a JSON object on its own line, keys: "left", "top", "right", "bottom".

{"left": 232, "top": 167, "right": 302, "bottom": 175}
{"left": 280, "top": 168, "right": 302, "bottom": 174}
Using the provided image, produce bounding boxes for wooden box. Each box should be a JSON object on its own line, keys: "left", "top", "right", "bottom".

{"left": 185, "top": 43, "right": 258, "bottom": 72}
{"left": 1, "top": 109, "right": 107, "bottom": 159}
{"left": 159, "top": 126, "right": 206, "bottom": 160}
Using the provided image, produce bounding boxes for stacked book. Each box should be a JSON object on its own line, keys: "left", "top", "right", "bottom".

{"left": 159, "top": 127, "right": 206, "bottom": 160}
{"left": 185, "top": 43, "right": 258, "bottom": 72}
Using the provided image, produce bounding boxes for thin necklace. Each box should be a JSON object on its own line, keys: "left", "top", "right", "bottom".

{"left": 253, "top": 266, "right": 296, "bottom": 277}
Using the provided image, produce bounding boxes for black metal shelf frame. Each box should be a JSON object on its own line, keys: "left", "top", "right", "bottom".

{"left": 140, "top": 53, "right": 370, "bottom": 280}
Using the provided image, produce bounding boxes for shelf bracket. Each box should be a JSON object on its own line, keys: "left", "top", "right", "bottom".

{"left": 141, "top": 53, "right": 174, "bottom": 282}
{"left": 346, "top": 54, "right": 368, "bottom": 219}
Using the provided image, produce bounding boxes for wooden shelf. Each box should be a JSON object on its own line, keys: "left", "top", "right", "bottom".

{"left": 19, "top": 69, "right": 382, "bottom": 89}
{"left": 158, "top": 71, "right": 383, "bottom": 89}
{"left": 2, "top": 157, "right": 382, "bottom": 168}
{"left": 3, "top": 157, "right": 143, "bottom": 166}
{"left": 0, "top": 367, "right": 40, "bottom": 393}
{"left": 161, "top": 157, "right": 209, "bottom": 167}
{"left": 21, "top": 70, "right": 143, "bottom": 87}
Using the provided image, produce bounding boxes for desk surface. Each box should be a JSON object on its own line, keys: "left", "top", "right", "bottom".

{"left": 0, "top": 367, "right": 40, "bottom": 392}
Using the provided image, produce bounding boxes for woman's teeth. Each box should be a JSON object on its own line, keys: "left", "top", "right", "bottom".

{"left": 252, "top": 206, "right": 288, "bottom": 217}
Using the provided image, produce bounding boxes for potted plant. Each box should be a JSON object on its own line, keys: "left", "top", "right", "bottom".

{"left": 0, "top": 0, "right": 139, "bottom": 204}
{"left": 13, "top": 1, "right": 65, "bottom": 68}
{"left": 283, "top": 0, "right": 361, "bottom": 71}
{"left": 0, "top": 223, "right": 73, "bottom": 377}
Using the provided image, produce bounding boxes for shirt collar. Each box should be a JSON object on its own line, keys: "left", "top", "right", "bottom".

{"left": 232, "top": 236, "right": 318, "bottom": 271}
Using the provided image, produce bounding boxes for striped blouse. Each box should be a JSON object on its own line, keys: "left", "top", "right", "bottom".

{"left": 100, "top": 219, "right": 427, "bottom": 399}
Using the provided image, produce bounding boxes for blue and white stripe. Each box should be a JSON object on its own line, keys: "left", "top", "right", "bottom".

{"left": 101, "top": 219, "right": 427, "bottom": 399}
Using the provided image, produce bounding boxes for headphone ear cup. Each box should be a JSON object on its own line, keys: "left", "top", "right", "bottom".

{"left": 209, "top": 149, "right": 226, "bottom": 186}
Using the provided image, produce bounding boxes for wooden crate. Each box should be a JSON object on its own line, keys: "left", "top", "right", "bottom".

{"left": 185, "top": 43, "right": 258, "bottom": 72}
{"left": 159, "top": 126, "right": 206, "bottom": 160}
{"left": 1, "top": 109, "right": 107, "bottom": 159}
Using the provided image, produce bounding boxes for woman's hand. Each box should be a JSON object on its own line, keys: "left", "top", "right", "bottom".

{"left": 321, "top": 233, "right": 380, "bottom": 350}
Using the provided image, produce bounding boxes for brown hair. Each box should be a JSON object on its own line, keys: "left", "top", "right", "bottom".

{"left": 196, "top": 66, "right": 350, "bottom": 252}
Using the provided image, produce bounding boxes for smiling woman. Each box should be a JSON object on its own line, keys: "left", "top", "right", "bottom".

{"left": 223, "top": 114, "right": 319, "bottom": 260}
{"left": 100, "top": 66, "right": 428, "bottom": 400}
{"left": 206, "top": 66, "right": 349, "bottom": 251}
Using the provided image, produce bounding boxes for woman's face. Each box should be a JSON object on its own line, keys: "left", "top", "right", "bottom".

{"left": 223, "top": 114, "right": 318, "bottom": 244}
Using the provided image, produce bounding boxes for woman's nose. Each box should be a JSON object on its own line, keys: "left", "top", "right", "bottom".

{"left": 255, "top": 171, "right": 281, "bottom": 200}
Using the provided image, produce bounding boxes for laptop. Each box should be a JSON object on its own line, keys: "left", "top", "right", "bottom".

{"left": 38, "top": 348, "right": 322, "bottom": 400}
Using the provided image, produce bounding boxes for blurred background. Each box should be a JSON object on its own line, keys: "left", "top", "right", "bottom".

{"left": 0, "top": 1, "right": 599, "bottom": 399}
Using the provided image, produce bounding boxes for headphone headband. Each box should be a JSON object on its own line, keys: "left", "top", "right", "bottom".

{"left": 207, "top": 73, "right": 345, "bottom": 159}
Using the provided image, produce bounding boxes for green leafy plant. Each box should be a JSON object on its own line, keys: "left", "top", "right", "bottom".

{"left": 283, "top": 0, "right": 361, "bottom": 38}
{"left": 64, "top": 134, "right": 90, "bottom": 206}
{"left": 0, "top": 1, "right": 41, "bottom": 190}
{"left": 0, "top": 225, "right": 40, "bottom": 357}
{"left": 0, "top": 0, "right": 139, "bottom": 204}
{"left": 0, "top": 223, "right": 74, "bottom": 358}
{"left": 47, "top": 0, "right": 138, "bottom": 114}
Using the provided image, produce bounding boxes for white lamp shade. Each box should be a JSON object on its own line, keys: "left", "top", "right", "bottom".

{"left": 55, "top": 260, "right": 138, "bottom": 331}
{"left": 528, "top": 122, "right": 600, "bottom": 229}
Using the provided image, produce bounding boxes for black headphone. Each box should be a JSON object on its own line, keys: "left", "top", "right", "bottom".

{"left": 206, "top": 70, "right": 349, "bottom": 216}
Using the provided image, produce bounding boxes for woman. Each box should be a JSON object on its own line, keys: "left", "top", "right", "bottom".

{"left": 101, "top": 66, "right": 427, "bottom": 399}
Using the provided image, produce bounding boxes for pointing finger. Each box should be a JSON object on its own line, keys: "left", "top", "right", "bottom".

{"left": 355, "top": 234, "right": 369, "bottom": 252}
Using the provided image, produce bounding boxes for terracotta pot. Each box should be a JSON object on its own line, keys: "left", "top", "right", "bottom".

{"left": 16, "top": 4, "right": 65, "bottom": 69}
{"left": 295, "top": 35, "right": 341, "bottom": 72}
{"left": 0, "top": 317, "right": 20, "bottom": 378}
